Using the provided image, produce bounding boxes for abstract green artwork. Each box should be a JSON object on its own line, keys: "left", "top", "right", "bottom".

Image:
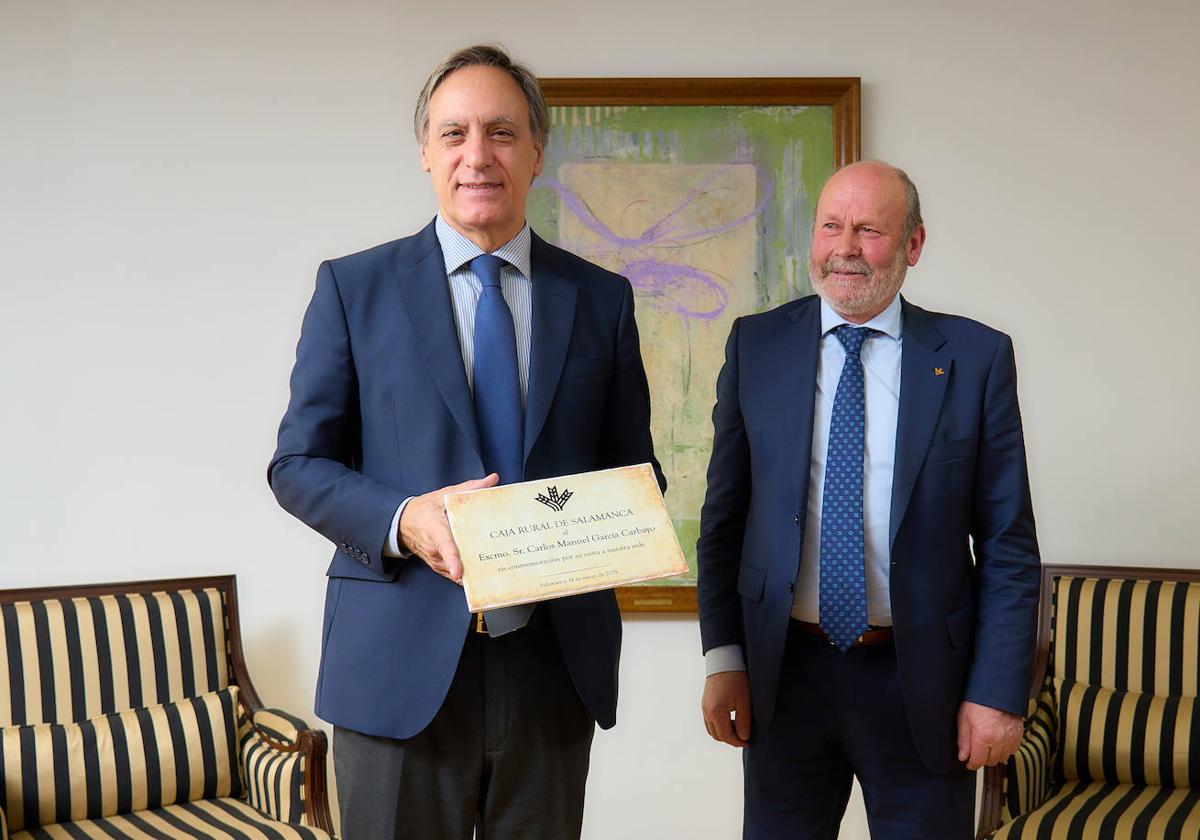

{"left": 529, "top": 79, "right": 860, "bottom": 610}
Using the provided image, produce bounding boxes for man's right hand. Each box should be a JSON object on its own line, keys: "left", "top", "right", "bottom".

{"left": 701, "top": 670, "right": 752, "bottom": 747}
{"left": 398, "top": 474, "right": 500, "bottom": 583}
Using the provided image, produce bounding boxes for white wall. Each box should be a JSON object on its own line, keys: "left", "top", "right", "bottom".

{"left": 3, "top": 1, "right": 1198, "bottom": 837}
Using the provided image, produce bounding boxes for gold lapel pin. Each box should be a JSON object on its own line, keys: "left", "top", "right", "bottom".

{"left": 934, "top": 367, "right": 945, "bottom": 376}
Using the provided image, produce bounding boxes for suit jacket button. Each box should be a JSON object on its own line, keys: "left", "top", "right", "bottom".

{"left": 360, "top": 557, "right": 369, "bottom": 566}
{"left": 787, "top": 581, "right": 795, "bottom": 593}
{"left": 794, "top": 514, "right": 801, "bottom": 525}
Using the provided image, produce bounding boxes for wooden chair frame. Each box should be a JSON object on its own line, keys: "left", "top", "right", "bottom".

{"left": 0, "top": 575, "right": 335, "bottom": 835}
{"left": 976, "top": 563, "right": 1200, "bottom": 838}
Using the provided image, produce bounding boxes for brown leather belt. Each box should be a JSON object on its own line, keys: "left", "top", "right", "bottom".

{"left": 794, "top": 620, "right": 894, "bottom": 648}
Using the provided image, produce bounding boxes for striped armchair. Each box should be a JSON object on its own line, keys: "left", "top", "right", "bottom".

{"left": 0, "top": 576, "right": 335, "bottom": 839}
{"left": 977, "top": 565, "right": 1200, "bottom": 838}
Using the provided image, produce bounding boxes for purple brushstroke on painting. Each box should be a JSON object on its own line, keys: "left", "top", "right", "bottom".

{"left": 623, "top": 259, "right": 728, "bottom": 321}
{"left": 534, "top": 162, "right": 773, "bottom": 320}
{"left": 536, "top": 164, "right": 772, "bottom": 248}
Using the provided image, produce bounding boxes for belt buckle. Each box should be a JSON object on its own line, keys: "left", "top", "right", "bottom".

{"left": 475, "top": 612, "right": 487, "bottom": 634}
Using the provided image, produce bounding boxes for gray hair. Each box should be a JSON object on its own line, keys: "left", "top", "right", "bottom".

{"left": 893, "top": 165, "right": 923, "bottom": 241}
{"left": 413, "top": 45, "right": 549, "bottom": 148}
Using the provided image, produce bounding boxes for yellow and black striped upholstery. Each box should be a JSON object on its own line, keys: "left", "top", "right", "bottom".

{"left": 0, "top": 590, "right": 231, "bottom": 728}
{"left": 0, "top": 587, "right": 331, "bottom": 839}
{"left": 1002, "top": 685, "right": 1058, "bottom": 820}
{"left": 8, "top": 797, "right": 327, "bottom": 839}
{"left": 1051, "top": 577, "right": 1200, "bottom": 698}
{"left": 993, "top": 575, "right": 1200, "bottom": 837}
{"left": 1000, "top": 782, "right": 1200, "bottom": 838}
{"left": 0, "top": 688, "right": 241, "bottom": 832}
{"left": 239, "top": 709, "right": 311, "bottom": 825}
{"left": 1056, "top": 678, "right": 1199, "bottom": 788}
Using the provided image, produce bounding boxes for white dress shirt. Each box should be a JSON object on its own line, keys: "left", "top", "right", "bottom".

{"left": 706, "top": 294, "right": 904, "bottom": 675}
{"left": 383, "top": 217, "right": 534, "bottom": 557}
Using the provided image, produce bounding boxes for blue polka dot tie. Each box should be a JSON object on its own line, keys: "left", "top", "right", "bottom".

{"left": 819, "top": 325, "right": 874, "bottom": 652}
{"left": 470, "top": 254, "right": 533, "bottom": 636}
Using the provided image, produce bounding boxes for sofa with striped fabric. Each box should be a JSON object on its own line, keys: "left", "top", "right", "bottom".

{"left": 0, "top": 576, "right": 335, "bottom": 839}
{"left": 977, "top": 564, "right": 1200, "bottom": 838}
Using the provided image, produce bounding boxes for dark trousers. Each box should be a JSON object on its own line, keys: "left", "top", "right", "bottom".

{"left": 333, "top": 620, "right": 595, "bottom": 840}
{"left": 744, "top": 622, "right": 975, "bottom": 840}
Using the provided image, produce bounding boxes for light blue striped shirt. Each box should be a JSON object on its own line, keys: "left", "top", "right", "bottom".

{"left": 434, "top": 215, "right": 534, "bottom": 404}
{"left": 384, "top": 217, "right": 535, "bottom": 557}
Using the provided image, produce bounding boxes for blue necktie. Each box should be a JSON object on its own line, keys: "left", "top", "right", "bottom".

{"left": 470, "top": 254, "right": 533, "bottom": 636}
{"left": 819, "top": 325, "right": 873, "bottom": 651}
{"left": 471, "top": 254, "right": 523, "bottom": 484}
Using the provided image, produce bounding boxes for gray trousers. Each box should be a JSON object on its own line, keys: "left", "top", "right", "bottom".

{"left": 333, "top": 619, "right": 595, "bottom": 840}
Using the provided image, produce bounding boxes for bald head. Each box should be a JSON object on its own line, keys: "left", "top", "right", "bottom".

{"left": 807, "top": 161, "right": 927, "bottom": 323}
{"left": 825, "top": 161, "right": 923, "bottom": 240}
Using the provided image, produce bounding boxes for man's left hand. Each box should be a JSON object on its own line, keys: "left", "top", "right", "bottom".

{"left": 956, "top": 700, "right": 1023, "bottom": 770}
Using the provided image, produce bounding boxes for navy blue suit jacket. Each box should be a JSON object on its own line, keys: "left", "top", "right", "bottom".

{"left": 269, "top": 220, "right": 661, "bottom": 739}
{"left": 696, "top": 295, "right": 1040, "bottom": 772}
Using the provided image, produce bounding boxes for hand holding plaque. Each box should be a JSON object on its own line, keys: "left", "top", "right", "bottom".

{"left": 444, "top": 464, "right": 687, "bottom": 611}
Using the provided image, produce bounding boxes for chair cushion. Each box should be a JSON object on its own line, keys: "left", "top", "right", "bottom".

{"left": 1055, "top": 677, "right": 1199, "bottom": 788}
{"left": 0, "top": 686, "right": 240, "bottom": 832}
{"left": 993, "top": 781, "right": 1200, "bottom": 838}
{"left": 7, "top": 796, "right": 332, "bottom": 839}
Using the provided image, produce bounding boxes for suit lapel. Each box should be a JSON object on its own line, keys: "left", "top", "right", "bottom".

{"left": 394, "top": 221, "right": 482, "bottom": 458}
{"left": 783, "top": 298, "right": 822, "bottom": 516}
{"left": 523, "top": 235, "right": 577, "bottom": 463}
{"left": 890, "top": 297, "right": 952, "bottom": 548}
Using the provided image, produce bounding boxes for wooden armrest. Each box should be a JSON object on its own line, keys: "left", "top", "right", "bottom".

{"left": 237, "top": 703, "right": 334, "bottom": 833}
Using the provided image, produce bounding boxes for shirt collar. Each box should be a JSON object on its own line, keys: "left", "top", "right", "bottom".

{"left": 434, "top": 214, "right": 533, "bottom": 280}
{"left": 819, "top": 293, "right": 903, "bottom": 341}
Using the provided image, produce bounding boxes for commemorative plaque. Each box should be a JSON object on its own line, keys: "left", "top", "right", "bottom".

{"left": 445, "top": 463, "right": 687, "bottom": 611}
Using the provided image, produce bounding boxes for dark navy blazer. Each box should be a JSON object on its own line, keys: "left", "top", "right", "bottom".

{"left": 696, "top": 295, "right": 1040, "bottom": 772}
{"left": 269, "top": 220, "right": 662, "bottom": 739}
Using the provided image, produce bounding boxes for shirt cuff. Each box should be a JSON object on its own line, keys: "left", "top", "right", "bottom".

{"left": 704, "top": 644, "right": 747, "bottom": 676}
{"left": 383, "top": 497, "right": 415, "bottom": 558}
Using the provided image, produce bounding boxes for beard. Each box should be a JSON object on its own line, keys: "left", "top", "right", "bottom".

{"left": 808, "top": 247, "right": 908, "bottom": 322}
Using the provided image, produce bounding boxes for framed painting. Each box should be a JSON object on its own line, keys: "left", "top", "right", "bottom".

{"left": 528, "top": 77, "right": 861, "bottom": 612}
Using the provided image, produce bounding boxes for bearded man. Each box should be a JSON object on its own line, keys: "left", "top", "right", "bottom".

{"left": 696, "top": 161, "right": 1040, "bottom": 838}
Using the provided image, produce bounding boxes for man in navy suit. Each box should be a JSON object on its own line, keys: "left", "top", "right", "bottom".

{"left": 269, "top": 45, "right": 660, "bottom": 840}
{"left": 697, "top": 161, "right": 1040, "bottom": 838}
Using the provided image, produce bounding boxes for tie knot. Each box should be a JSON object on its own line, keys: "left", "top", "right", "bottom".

{"left": 470, "top": 254, "right": 507, "bottom": 289}
{"left": 832, "top": 324, "right": 874, "bottom": 358}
